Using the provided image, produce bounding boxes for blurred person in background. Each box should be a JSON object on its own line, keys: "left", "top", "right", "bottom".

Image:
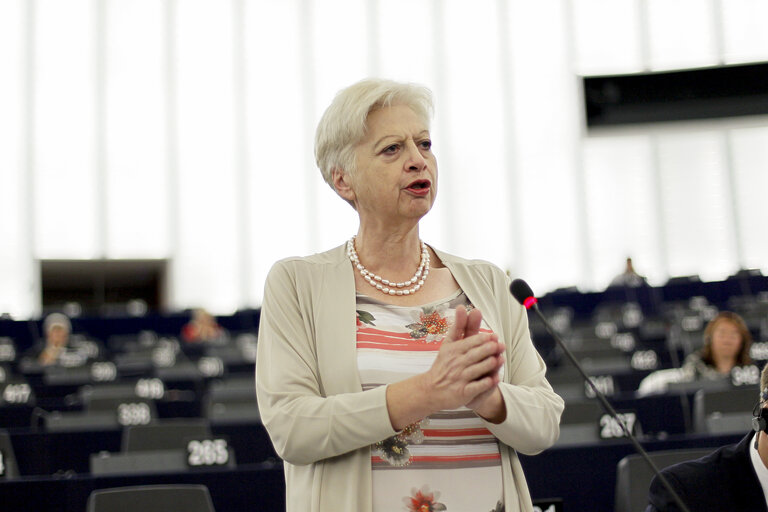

{"left": 609, "top": 257, "right": 647, "bottom": 288}
{"left": 645, "top": 361, "right": 768, "bottom": 511}
{"left": 38, "top": 312, "right": 71, "bottom": 366}
{"left": 680, "top": 311, "right": 753, "bottom": 379}
{"left": 181, "top": 308, "right": 226, "bottom": 343}
{"left": 638, "top": 311, "right": 753, "bottom": 396}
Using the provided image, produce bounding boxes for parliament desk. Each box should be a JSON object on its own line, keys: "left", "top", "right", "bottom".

{"left": 0, "top": 423, "right": 744, "bottom": 512}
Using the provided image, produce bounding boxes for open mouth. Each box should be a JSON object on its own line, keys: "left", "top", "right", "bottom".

{"left": 406, "top": 180, "right": 431, "bottom": 193}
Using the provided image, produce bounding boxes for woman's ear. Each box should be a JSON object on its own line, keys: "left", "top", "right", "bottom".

{"left": 332, "top": 168, "right": 356, "bottom": 204}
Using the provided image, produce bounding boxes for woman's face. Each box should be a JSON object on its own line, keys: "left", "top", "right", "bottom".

{"left": 344, "top": 104, "right": 437, "bottom": 225}
{"left": 47, "top": 325, "right": 69, "bottom": 348}
{"left": 710, "top": 319, "right": 743, "bottom": 363}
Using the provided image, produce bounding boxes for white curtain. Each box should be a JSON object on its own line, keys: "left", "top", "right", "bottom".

{"left": 1, "top": 0, "right": 767, "bottom": 317}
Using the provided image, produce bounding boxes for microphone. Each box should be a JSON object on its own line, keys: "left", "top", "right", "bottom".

{"left": 510, "top": 278, "right": 691, "bottom": 512}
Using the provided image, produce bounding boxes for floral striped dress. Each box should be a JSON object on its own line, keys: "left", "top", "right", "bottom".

{"left": 356, "top": 290, "right": 505, "bottom": 512}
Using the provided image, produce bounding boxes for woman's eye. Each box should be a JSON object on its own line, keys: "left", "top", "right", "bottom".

{"left": 420, "top": 140, "right": 432, "bottom": 150}
{"left": 383, "top": 144, "right": 400, "bottom": 155}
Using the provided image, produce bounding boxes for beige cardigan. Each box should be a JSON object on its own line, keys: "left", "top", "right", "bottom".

{"left": 255, "top": 244, "right": 564, "bottom": 512}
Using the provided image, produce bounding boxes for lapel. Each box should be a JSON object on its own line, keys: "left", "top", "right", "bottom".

{"left": 434, "top": 248, "right": 509, "bottom": 383}
{"left": 434, "top": 248, "right": 501, "bottom": 336}
{"left": 313, "top": 244, "right": 361, "bottom": 396}
{"left": 730, "top": 432, "right": 768, "bottom": 509}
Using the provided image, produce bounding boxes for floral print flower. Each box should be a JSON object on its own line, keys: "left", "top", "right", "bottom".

{"left": 373, "top": 419, "right": 427, "bottom": 466}
{"left": 404, "top": 486, "right": 447, "bottom": 512}
{"left": 356, "top": 310, "right": 375, "bottom": 328}
{"left": 406, "top": 308, "right": 449, "bottom": 341}
{"left": 375, "top": 435, "right": 411, "bottom": 466}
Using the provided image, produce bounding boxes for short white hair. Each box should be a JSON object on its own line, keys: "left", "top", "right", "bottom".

{"left": 43, "top": 312, "right": 71, "bottom": 334}
{"left": 314, "top": 78, "right": 434, "bottom": 199}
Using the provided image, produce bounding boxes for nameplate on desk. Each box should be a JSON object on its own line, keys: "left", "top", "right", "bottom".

{"left": 116, "top": 402, "right": 153, "bottom": 426}
{"left": 731, "top": 365, "right": 759, "bottom": 387}
{"left": 1, "top": 383, "right": 32, "bottom": 405}
{"left": 610, "top": 332, "right": 636, "bottom": 352}
{"left": 197, "top": 357, "right": 225, "bottom": 377}
{"left": 90, "top": 362, "right": 117, "bottom": 382}
{"left": 631, "top": 350, "right": 659, "bottom": 371}
{"left": 532, "top": 498, "right": 563, "bottom": 512}
{"left": 598, "top": 411, "right": 640, "bottom": 440}
{"left": 750, "top": 342, "right": 768, "bottom": 362}
{"left": 585, "top": 375, "right": 615, "bottom": 398}
{"left": 185, "top": 438, "right": 231, "bottom": 468}
{"left": 0, "top": 340, "right": 15, "bottom": 362}
{"left": 135, "top": 378, "right": 165, "bottom": 399}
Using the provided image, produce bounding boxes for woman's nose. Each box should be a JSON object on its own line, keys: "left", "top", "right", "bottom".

{"left": 404, "top": 140, "right": 427, "bottom": 171}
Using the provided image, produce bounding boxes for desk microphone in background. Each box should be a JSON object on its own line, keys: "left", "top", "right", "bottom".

{"left": 510, "top": 278, "right": 691, "bottom": 512}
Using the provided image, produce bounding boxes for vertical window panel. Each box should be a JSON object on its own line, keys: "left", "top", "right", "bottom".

{"left": 656, "top": 131, "right": 737, "bottom": 281}
{"left": 374, "top": 0, "right": 436, "bottom": 85}
{"left": 245, "top": 0, "right": 314, "bottom": 305}
{"left": 172, "top": 0, "right": 238, "bottom": 313}
{"left": 104, "top": 0, "right": 169, "bottom": 258}
{"left": 507, "top": 1, "right": 583, "bottom": 292}
{"left": 646, "top": 0, "right": 719, "bottom": 70}
{"left": 33, "top": 0, "right": 97, "bottom": 258}
{"left": 721, "top": 0, "right": 768, "bottom": 64}
{"left": 582, "top": 135, "right": 662, "bottom": 287}
{"left": 572, "top": 0, "right": 643, "bottom": 75}
{"left": 436, "top": 0, "right": 511, "bottom": 268}
{"left": 310, "top": 0, "right": 369, "bottom": 251}
{"left": 0, "top": 0, "right": 35, "bottom": 317}
{"left": 729, "top": 125, "right": 768, "bottom": 272}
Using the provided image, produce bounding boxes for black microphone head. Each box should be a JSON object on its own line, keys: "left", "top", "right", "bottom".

{"left": 510, "top": 279, "right": 537, "bottom": 309}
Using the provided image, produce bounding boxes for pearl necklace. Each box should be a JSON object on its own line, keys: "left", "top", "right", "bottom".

{"left": 347, "top": 236, "right": 430, "bottom": 296}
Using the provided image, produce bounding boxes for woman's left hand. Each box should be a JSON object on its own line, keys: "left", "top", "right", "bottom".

{"left": 467, "top": 385, "right": 506, "bottom": 423}
{"left": 455, "top": 310, "right": 506, "bottom": 423}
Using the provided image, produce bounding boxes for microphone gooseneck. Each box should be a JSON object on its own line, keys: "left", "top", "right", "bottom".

{"left": 510, "top": 278, "right": 691, "bottom": 512}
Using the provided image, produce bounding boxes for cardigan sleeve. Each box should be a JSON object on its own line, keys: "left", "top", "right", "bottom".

{"left": 478, "top": 268, "right": 564, "bottom": 455}
{"left": 255, "top": 259, "right": 397, "bottom": 465}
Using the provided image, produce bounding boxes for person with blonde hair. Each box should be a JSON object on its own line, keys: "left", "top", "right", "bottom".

{"left": 256, "top": 78, "right": 563, "bottom": 512}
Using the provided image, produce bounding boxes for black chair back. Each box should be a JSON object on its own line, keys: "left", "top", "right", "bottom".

{"left": 87, "top": 484, "right": 215, "bottom": 512}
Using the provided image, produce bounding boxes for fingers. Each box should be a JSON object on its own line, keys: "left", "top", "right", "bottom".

{"left": 464, "top": 308, "right": 483, "bottom": 339}
{"left": 463, "top": 345, "right": 504, "bottom": 382}
{"left": 464, "top": 374, "right": 497, "bottom": 400}
{"left": 445, "top": 306, "right": 483, "bottom": 344}
{"left": 445, "top": 305, "right": 468, "bottom": 343}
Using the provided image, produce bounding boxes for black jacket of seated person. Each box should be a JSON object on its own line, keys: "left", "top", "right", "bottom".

{"left": 646, "top": 432, "right": 766, "bottom": 512}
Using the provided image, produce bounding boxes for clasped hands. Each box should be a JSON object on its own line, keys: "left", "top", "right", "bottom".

{"left": 386, "top": 305, "right": 507, "bottom": 431}
{"left": 423, "top": 305, "right": 507, "bottom": 422}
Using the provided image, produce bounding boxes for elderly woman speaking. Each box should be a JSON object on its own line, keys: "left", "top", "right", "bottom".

{"left": 256, "top": 78, "right": 563, "bottom": 512}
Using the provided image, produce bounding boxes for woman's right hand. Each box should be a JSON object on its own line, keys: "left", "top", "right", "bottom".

{"left": 421, "top": 305, "right": 505, "bottom": 412}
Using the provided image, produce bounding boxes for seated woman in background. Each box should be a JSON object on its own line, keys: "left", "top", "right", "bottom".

{"left": 680, "top": 311, "right": 753, "bottom": 379}
{"left": 638, "top": 311, "right": 753, "bottom": 396}
{"left": 38, "top": 312, "right": 72, "bottom": 366}
{"left": 181, "top": 308, "right": 227, "bottom": 344}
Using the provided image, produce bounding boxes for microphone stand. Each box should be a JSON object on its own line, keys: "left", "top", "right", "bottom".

{"left": 528, "top": 300, "right": 691, "bottom": 512}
